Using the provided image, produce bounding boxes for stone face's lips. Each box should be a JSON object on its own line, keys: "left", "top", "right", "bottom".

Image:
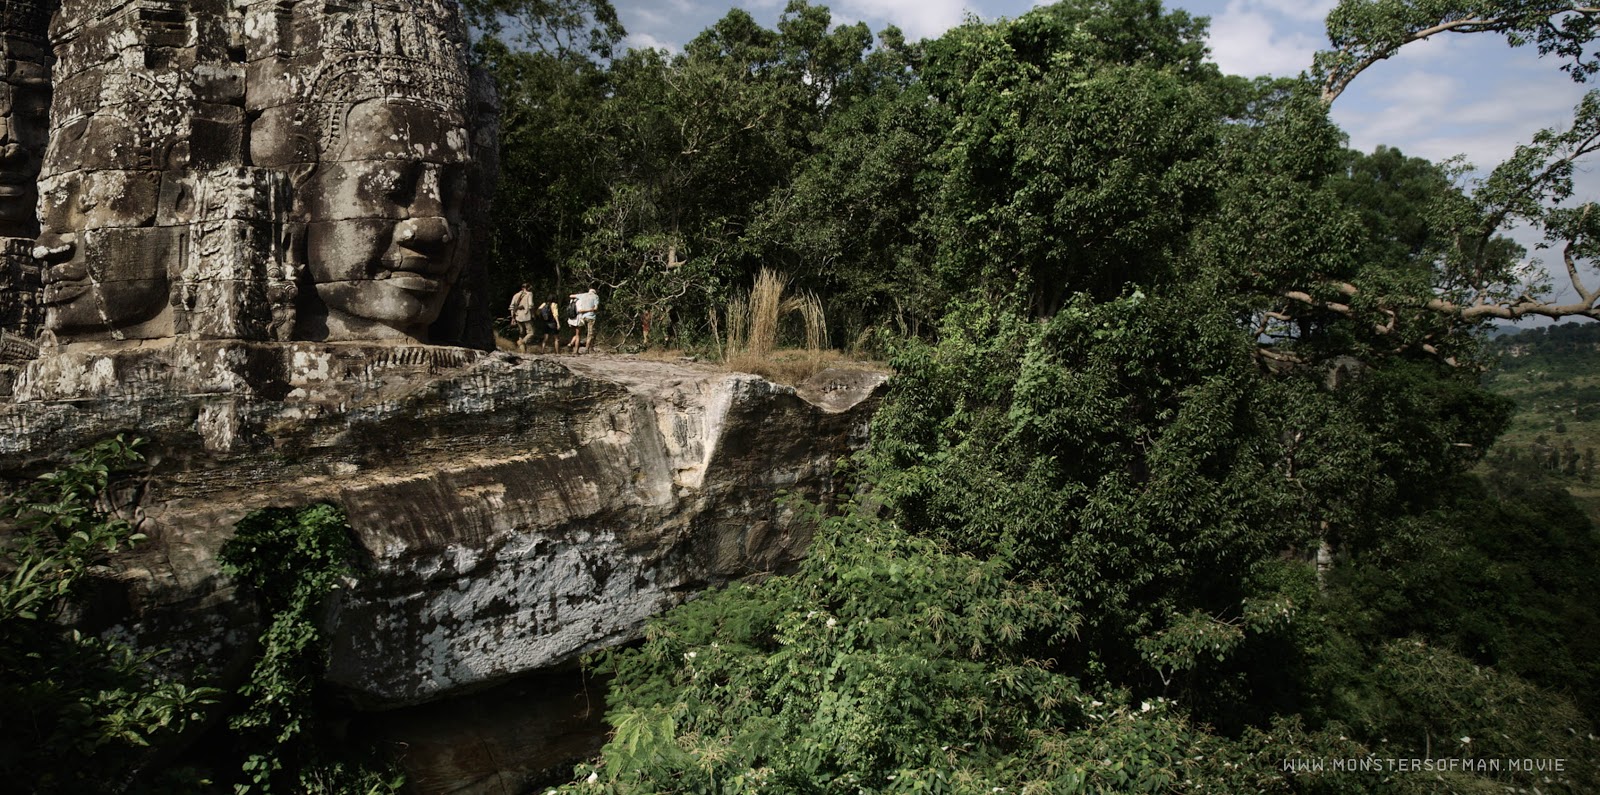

{"left": 387, "top": 273, "right": 442, "bottom": 293}
{"left": 0, "top": 184, "right": 31, "bottom": 198}
{"left": 41, "top": 282, "right": 89, "bottom": 305}
{"left": 394, "top": 253, "right": 449, "bottom": 275}
{"left": 34, "top": 243, "right": 74, "bottom": 262}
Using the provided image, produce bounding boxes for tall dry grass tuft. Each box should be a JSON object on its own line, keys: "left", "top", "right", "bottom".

{"left": 722, "top": 269, "right": 840, "bottom": 384}
{"left": 780, "top": 291, "right": 828, "bottom": 353}
{"left": 725, "top": 291, "right": 749, "bottom": 358}
{"left": 745, "top": 268, "right": 789, "bottom": 358}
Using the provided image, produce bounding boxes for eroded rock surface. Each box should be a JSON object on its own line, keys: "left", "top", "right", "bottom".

{"left": 1, "top": 346, "right": 884, "bottom": 708}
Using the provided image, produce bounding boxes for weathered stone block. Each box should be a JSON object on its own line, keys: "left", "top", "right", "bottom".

{"left": 37, "top": 167, "right": 161, "bottom": 229}
{"left": 189, "top": 102, "right": 246, "bottom": 167}
{"left": 191, "top": 61, "right": 244, "bottom": 104}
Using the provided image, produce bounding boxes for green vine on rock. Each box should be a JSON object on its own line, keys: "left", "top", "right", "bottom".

{"left": 220, "top": 503, "right": 400, "bottom": 795}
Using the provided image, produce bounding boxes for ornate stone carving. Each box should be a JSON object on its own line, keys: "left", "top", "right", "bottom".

{"left": 14, "top": 0, "right": 495, "bottom": 349}
{"left": 0, "top": 0, "right": 51, "bottom": 235}
{"left": 0, "top": 0, "right": 53, "bottom": 343}
{"left": 35, "top": 0, "right": 242, "bottom": 342}
{"left": 247, "top": 0, "right": 482, "bottom": 344}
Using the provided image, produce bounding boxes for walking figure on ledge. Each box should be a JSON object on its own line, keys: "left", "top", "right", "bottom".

{"left": 568, "top": 286, "right": 599, "bottom": 354}
{"left": 536, "top": 296, "right": 563, "bottom": 353}
{"left": 508, "top": 283, "right": 536, "bottom": 351}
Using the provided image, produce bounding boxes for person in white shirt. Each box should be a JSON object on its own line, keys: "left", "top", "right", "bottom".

{"left": 568, "top": 287, "right": 599, "bottom": 353}
{"left": 508, "top": 283, "right": 536, "bottom": 351}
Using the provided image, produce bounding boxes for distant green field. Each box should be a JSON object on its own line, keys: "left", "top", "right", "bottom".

{"left": 1482, "top": 322, "right": 1600, "bottom": 520}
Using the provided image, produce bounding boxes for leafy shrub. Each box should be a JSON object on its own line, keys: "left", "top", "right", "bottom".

{"left": 0, "top": 436, "right": 217, "bottom": 793}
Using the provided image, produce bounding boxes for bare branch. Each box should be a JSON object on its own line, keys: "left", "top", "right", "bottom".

{"left": 1562, "top": 204, "right": 1600, "bottom": 302}
{"left": 1321, "top": 6, "right": 1600, "bottom": 106}
{"left": 1280, "top": 289, "right": 1396, "bottom": 335}
{"left": 1322, "top": 16, "right": 1502, "bottom": 104}
{"left": 1425, "top": 294, "right": 1600, "bottom": 320}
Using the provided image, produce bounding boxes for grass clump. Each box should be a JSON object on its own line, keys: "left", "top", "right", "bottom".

{"left": 719, "top": 268, "right": 843, "bottom": 384}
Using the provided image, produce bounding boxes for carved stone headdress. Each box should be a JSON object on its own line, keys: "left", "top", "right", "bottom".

{"left": 296, "top": 51, "right": 470, "bottom": 161}
{"left": 289, "top": 1, "right": 471, "bottom": 161}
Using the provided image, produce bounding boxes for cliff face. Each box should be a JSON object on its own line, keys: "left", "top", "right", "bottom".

{"left": 0, "top": 344, "right": 884, "bottom": 714}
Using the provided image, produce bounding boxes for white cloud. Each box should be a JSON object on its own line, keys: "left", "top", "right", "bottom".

{"left": 1391, "top": 30, "right": 1454, "bottom": 62}
{"left": 1452, "top": 88, "right": 1575, "bottom": 128}
{"left": 832, "top": 0, "right": 970, "bottom": 41}
{"left": 1335, "top": 63, "right": 1590, "bottom": 170}
{"left": 1206, "top": 1, "right": 1322, "bottom": 77}
{"left": 1368, "top": 69, "right": 1459, "bottom": 106}
{"left": 1243, "top": 0, "right": 1337, "bottom": 23}
{"left": 628, "top": 5, "right": 673, "bottom": 31}
{"left": 624, "top": 31, "right": 680, "bottom": 54}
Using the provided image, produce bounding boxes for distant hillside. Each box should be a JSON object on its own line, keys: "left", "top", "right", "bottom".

{"left": 1483, "top": 321, "right": 1600, "bottom": 518}
{"left": 1488, "top": 320, "right": 1600, "bottom": 364}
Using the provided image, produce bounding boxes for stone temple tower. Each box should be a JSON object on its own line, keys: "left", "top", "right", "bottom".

{"left": 3, "top": 0, "right": 496, "bottom": 356}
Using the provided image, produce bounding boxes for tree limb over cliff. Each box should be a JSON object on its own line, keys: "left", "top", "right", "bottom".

{"left": 1298, "top": 2, "right": 1600, "bottom": 334}
{"left": 1317, "top": 1, "right": 1600, "bottom": 105}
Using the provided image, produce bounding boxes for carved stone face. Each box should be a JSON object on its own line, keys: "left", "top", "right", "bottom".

{"left": 0, "top": 55, "right": 50, "bottom": 236}
{"left": 35, "top": 168, "right": 173, "bottom": 338}
{"left": 303, "top": 100, "right": 470, "bottom": 340}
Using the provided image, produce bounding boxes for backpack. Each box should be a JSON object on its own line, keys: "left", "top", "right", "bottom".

{"left": 564, "top": 300, "right": 578, "bottom": 321}
{"left": 537, "top": 302, "right": 555, "bottom": 324}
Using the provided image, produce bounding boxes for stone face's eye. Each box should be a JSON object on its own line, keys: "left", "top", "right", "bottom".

{"left": 380, "top": 161, "right": 412, "bottom": 203}
{"left": 444, "top": 166, "right": 468, "bottom": 210}
{"left": 358, "top": 161, "right": 416, "bottom": 207}
{"left": 391, "top": 161, "right": 423, "bottom": 205}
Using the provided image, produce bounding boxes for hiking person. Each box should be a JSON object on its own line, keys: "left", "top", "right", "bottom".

{"left": 536, "top": 296, "right": 563, "bottom": 353}
{"left": 508, "top": 283, "right": 536, "bottom": 351}
{"left": 568, "top": 286, "right": 599, "bottom": 354}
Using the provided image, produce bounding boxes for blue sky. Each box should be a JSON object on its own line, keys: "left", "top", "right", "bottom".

{"left": 610, "top": 0, "right": 1599, "bottom": 312}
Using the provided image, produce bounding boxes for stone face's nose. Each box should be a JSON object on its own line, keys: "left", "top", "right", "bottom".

{"left": 32, "top": 235, "right": 75, "bottom": 267}
{"left": 0, "top": 142, "right": 28, "bottom": 167}
{"left": 396, "top": 216, "right": 452, "bottom": 251}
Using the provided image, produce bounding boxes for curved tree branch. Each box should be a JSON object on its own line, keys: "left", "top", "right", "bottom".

{"left": 1320, "top": 5, "right": 1600, "bottom": 106}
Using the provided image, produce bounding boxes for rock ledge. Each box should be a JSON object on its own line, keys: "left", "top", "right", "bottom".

{"left": 1, "top": 342, "right": 884, "bottom": 706}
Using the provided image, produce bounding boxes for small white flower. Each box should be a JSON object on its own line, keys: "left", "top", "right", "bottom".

{"left": 685, "top": 651, "right": 697, "bottom": 660}
{"left": 1090, "top": 700, "right": 1103, "bottom": 708}
{"left": 1140, "top": 701, "right": 1154, "bottom": 713}
{"left": 826, "top": 617, "right": 838, "bottom": 628}
{"left": 586, "top": 772, "right": 599, "bottom": 783}
{"left": 1459, "top": 736, "right": 1471, "bottom": 744}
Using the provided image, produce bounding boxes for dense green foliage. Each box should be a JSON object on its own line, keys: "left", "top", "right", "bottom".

{"left": 0, "top": 437, "right": 217, "bottom": 794}
{"left": 563, "top": 306, "right": 1597, "bottom": 793}
{"left": 474, "top": 0, "right": 1253, "bottom": 343}
{"left": 1, "top": 452, "right": 402, "bottom": 794}
{"left": 497, "top": 0, "right": 1600, "bottom": 792}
